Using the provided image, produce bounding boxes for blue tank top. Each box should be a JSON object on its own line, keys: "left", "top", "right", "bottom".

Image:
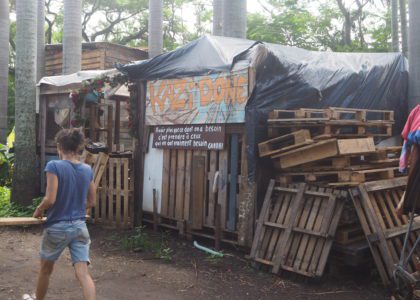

{"left": 44, "top": 160, "right": 93, "bottom": 226}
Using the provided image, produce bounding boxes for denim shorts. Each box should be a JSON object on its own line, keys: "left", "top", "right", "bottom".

{"left": 40, "top": 220, "right": 91, "bottom": 265}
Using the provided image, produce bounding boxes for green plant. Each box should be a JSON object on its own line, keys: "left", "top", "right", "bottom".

{"left": 205, "top": 253, "right": 224, "bottom": 265}
{"left": 121, "top": 226, "right": 173, "bottom": 261}
{"left": 0, "top": 188, "right": 42, "bottom": 217}
{"left": 0, "top": 143, "right": 14, "bottom": 187}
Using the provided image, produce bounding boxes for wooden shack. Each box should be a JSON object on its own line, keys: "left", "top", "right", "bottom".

{"left": 45, "top": 42, "right": 148, "bottom": 76}
{"left": 136, "top": 67, "right": 258, "bottom": 247}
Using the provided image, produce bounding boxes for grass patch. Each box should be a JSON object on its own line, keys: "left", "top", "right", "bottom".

{"left": 121, "top": 226, "right": 174, "bottom": 261}
{"left": 0, "top": 186, "right": 42, "bottom": 217}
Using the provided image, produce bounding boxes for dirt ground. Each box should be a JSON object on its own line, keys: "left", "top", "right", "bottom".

{"left": 0, "top": 224, "right": 389, "bottom": 300}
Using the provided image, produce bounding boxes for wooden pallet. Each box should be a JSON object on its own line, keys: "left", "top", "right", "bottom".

{"left": 249, "top": 180, "right": 345, "bottom": 277}
{"left": 269, "top": 107, "right": 394, "bottom": 122}
{"left": 350, "top": 177, "right": 420, "bottom": 285}
{"left": 276, "top": 155, "right": 399, "bottom": 173}
{"left": 276, "top": 167, "right": 399, "bottom": 185}
{"left": 94, "top": 157, "right": 134, "bottom": 229}
{"left": 258, "top": 129, "right": 313, "bottom": 158}
{"left": 272, "top": 138, "right": 376, "bottom": 169}
{"left": 268, "top": 120, "right": 393, "bottom": 138}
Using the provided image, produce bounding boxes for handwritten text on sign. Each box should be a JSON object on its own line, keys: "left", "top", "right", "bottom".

{"left": 146, "top": 69, "right": 249, "bottom": 125}
{"left": 153, "top": 125, "right": 225, "bottom": 150}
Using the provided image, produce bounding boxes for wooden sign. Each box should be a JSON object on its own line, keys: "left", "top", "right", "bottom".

{"left": 153, "top": 124, "right": 225, "bottom": 150}
{"left": 146, "top": 68, "right": 249, "bottom": 125}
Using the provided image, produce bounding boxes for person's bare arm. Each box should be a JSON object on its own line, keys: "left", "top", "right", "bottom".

{"left": 86, "top": 181, "right": 96, "bottom": 209}
{"left": 33, "top": 173, "right": 58, "bottom": 218}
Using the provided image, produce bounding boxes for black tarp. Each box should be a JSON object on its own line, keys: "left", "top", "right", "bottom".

{"left": 118, "top": 35, "right": 408, "bottom": 182}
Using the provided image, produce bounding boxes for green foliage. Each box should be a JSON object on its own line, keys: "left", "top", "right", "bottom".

{"left": 0, "top": 142, "right": 14, "bottom": 187}
{"left": 0, "top": 187, "right": 42, "bottom": 217}
{"left": 247, "top": 0, "right": 392, "bottom": 52}
{"left": 121, "top": 226, "right": 173, "bottom": 261}
{"left": 205, "top": 253, "right": 224, "bottom": 265}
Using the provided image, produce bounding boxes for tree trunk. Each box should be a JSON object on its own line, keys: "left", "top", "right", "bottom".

{"left": 37, "top": 0, "right": 45, "bottom": 82}
{"left": 408, "top": 0, "right": 420, "bottom": 109}
{"left": 13, "top": 0, "right": 38, "bottom": 206}
{"left": 213, "top": 0, "right": 223, "bottom": 36}
{"left": 148, "top": 0, "right": 163, "bottom": 58}
{"left": 391, "top": 0, "right": 399, "bottom": 51}
{"left": 0, "top": 0, "right": 9, "bottom": 142}
{"left": 63, "top": 0, "right": 82, "bottom": 74}
{"left": 222, "top": 0, "right": 247, "bottom": 38}
{"left": 400, "top": 0, "right": 408, "bottom": 56}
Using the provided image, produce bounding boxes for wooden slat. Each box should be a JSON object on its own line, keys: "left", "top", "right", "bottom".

{"left": 191, "top": 156, "right": 205, "bottom": 230}
{"left": 207, "top": 151, "right": 217, "bottom": 225}
{"left": 101, "top": 168, "right": 107, "bottom": 222}
{"left": 218, "top": 140, "right": 229, "bottom": 230}
{"left": 169, "top": 149, "right": 177, "bottom": 218}
{"left": 249, "top": 180, "right": 275, "bottom": 258}
{"left": 123, "top": 158, "right": 129, "bottom": 228}
{"left": 108, "top": 159, "right": 114, "bottom": 223}
{"left": 161, "top": 150, "right": 170, "bottom": 216}
{"left": 184, "top": 150, "right": 192, "bottom": 222}
{"left": 227, "top": 134, "right": 239, "bottom": 231}
{"left": 175, "top": 150, "right": 186, "bottom": 220}
{"left": 0, "top": 217, "right": 46, "bottom": 226}
{"left": 115, "top": 159, "right": 121, "bottom": 227}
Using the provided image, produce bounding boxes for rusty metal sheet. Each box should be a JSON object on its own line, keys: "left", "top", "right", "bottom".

{"left": 153, "top": 124, "right": 225, "bottom": 150}
{"left": 146, "top": 68, "right": 249, "bottom": 125}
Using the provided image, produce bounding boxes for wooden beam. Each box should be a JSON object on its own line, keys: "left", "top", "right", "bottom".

{"left": 227, "top": 134, "right": 239, "bottom": 231}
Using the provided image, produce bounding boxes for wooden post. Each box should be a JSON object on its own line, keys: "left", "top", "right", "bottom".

{"left": 107, "top": 105, "right": 113, "bottom": 152}
{"left": 153, "top": 188, "right": 158, "bottom": 232}
{"left": 215, "top": 204, "right": 222, "bottom": 250}
{"left": 114, "top": 98, "right": 121, "bottom": 149}
{"left": 227, "top": 134, "right": 239, "bottom": 231}
{"left": 133, "top": 81, "right": 147, "bottom": 226}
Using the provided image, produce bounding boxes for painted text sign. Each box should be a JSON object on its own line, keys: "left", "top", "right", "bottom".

{"left": 146, "top": 69, "right": 249, "bottom": 125}
{"left": 153, "top": 125, "right": 225, "bottom": 150}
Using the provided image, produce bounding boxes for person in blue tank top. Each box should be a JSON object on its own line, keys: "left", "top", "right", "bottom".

{"left": 30, "top": 128, "right": 96, "bottom": 300}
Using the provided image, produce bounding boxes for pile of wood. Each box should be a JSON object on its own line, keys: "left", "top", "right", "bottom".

{"left": 259, "top": 107, "right": 401, "bottom": 186}
{"left": 249, "top": 107, "right": 420, "bottom": 286}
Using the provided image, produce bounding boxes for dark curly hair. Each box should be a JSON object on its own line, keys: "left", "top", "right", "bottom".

{"left": 55, "top": 128, "right": 85, "bottom": 154}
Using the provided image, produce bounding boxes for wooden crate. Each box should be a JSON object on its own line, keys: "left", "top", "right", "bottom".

{"left": 350, "top": 177, "right": 420, "bottom": 285}
{"left": 94, "top": 157, "right": 134, "bottom": 229}
{"left": 249, "top": 180, "right": 346, "bottom": 277}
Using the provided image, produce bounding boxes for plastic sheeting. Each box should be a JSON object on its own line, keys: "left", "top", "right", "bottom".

{"left": 118, "top": 35, "right": 409, "bottom": 182}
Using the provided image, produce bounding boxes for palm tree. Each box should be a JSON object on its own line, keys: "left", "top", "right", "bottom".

{"left": 148, "top": 0, "right": 163, "bottom": 58}
{"left": 213, "top": 0, "right": 223, "bottom": 36}
{"left": 63, "top": 0, "right": 82, "bottom": 74}
{"left": 0, "top": 0, "right": 9, "bottom": 143}
{"left": 13, "top": 0, "right": 38, "bottom": 205}
{"left": 409, "top": 0, "right": 420, "bottom": 109}
{"left": 391, "top": 0, "right": 399, "bottom": 52}
{"left": 37, "top": 0, "right": 45, "bottom": 81}
{"left": 223, "top": 0, "right": 246, "bottom": 38}
{"left": 222, "top": 0, "right": 247, "bottom": 38}
{"left": 400, "top": 0, "right": 408, "bottom": 57}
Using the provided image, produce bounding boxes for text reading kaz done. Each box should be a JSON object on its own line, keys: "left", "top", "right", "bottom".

{"left": 148, "top": 72, "right": 248, "bottom": 113}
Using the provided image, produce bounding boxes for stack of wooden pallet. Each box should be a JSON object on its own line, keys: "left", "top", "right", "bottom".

{"left": 259, "top": 107, "right": 400, "bottom": 187}
{"left": 250, "top": 107, "right": 413, "bottom": 283}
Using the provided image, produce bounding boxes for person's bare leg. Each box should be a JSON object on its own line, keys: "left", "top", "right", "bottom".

{"left": 35, "top": 259, "right": 55, "bottom": 300}
{"left": 74, "top": 262, "right": 96, "bottom": 300}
